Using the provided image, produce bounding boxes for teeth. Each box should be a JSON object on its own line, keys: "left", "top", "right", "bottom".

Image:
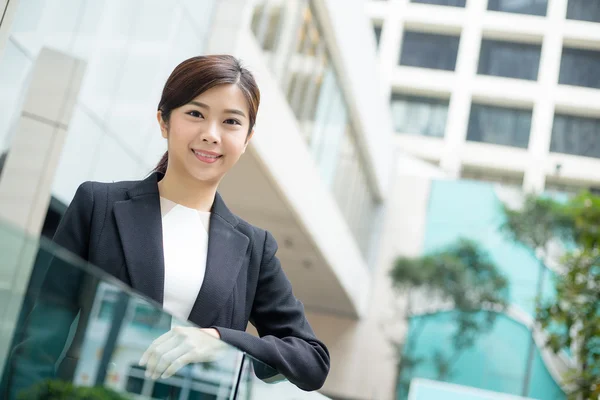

{"left": 194, "top": 150, "right": 219, "bottom": 159}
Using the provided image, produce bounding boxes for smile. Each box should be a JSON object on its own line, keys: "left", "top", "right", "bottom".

{"left": 192, "top": 149, "right": 222, "bottom": 164}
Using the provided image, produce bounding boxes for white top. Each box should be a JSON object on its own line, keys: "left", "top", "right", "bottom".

{"left": 159, "top": 197, "right": 211, "bottom": 322}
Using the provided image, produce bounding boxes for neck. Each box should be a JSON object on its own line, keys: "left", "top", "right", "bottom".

{"left": 158, "top": 168, "right": 218, "bottom": 212}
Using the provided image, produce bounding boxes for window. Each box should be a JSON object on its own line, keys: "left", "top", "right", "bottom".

{"left": 487, "top": 0, "right": 548, "bottom": 16}
{"left": 391, "top": 94, "right": 449, "bottom": 137}
{"left": 550, "top": 114, "right": 600, "bottom": 159}
{"left": 410, "top": 0, "right": 466, "bottom": 6}
{"left": 566, "top": 0, "right": 600, "bottom": 23}
{"left": 559, "top": 47, "right": 600, "bottom": 89}
{"left": 478, "top": 39, "right": 541, "bottom": 80}
{"left": 399, "top": 31, "right": 460, "bottom": 71}
{"left": 467, "top": 104, "right": 532, "bottom": 148}
{"left": 373, "top": 25, "right": 382, "bottom": 47}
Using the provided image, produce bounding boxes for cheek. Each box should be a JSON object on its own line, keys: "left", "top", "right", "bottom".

{"left": 168, "top": 123, "right": 194, "bottom": 148}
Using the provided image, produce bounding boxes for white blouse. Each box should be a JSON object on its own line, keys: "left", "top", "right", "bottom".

{"left": 159, "top": 197, "right": 210, "bottom": 321}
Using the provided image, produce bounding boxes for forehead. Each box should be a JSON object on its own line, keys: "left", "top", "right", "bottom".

{"left": 192, "top": 84, "right": 248, "bottom": 111}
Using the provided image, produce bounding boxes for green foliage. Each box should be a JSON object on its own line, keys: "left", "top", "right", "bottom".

{"left": 17, "top": 379, "right": 130, "bottom": 400}
{"left": 502, "top": 191, "right": 600, "bottom": 400}
{"left": 390, "top": 239, "right": 509, "bottom": 394}
{"left": 391, "top": 239, "right": 509, "bottom": 312}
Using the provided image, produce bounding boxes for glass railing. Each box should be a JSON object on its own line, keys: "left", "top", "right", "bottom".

{"left": 0, "top": 220, "right": 331, "bottom": 400}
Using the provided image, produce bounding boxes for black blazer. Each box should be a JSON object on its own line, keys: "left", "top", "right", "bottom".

{"left": 9, "top": 172, "right": 329, "bottom": 392}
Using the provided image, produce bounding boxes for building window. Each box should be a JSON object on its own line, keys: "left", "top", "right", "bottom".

{"left": 399, "top": 31, "right": 460, "bottom": 71}
{"left": 566, "top": 0, "right": 600, "bottom": 23}
{"left": 487, "top": 0, "right": 548, "bottom": 16}
{"left": 478, "top": 39, "right": 541, "bottom": 80}
{"left": 410, "top": 0, "right": 466, "bottom": 7}
{"left": 373, "top": 25, "right": 382, "bottom": 47}
{"left": 559, "top": 47, "right": 600, "bottom": 89}
{"left": 467, "top": 104, "right": 532, "bottom": 148}
{"left": 390, "top": 94, "right": 449, "bottom": 137}
{"left": 550, "top": 114, "right": 600, "bottom": 159}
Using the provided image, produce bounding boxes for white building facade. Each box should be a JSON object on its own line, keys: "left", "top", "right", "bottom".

{"left": 369, "top": 0, "right": 600, "bottom": 193}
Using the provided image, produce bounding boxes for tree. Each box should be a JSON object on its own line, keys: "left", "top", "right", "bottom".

{"left": 501, "top": 192, "right": 600, "bottom": 400}
{"left": 389, "top": 239, "right": 509, "bottom": 398}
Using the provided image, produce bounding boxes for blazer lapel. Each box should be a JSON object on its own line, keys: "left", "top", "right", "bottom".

{"left": 114, "top": 173, "right": 165, "bottom": 304}
{"left": 188, "top": 192, "right": 249, "bottom": 328}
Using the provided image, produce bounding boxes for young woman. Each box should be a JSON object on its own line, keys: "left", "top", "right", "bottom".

{"left": 9, "top": 55, "right": 329, "bottom": 394}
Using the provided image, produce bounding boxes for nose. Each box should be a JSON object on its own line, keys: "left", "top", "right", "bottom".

{"left": 201, "top": 122, "right": 220, "bottom": 144}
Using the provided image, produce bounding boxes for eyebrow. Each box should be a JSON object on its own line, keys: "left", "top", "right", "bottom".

{"left": 189, "top": 101, "right": 247, "bottom": 118}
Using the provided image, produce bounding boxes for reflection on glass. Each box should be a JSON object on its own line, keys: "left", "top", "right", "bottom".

{"left": 550, "top": 113, "right": 600, "bottom": 159}
{"left": 559, "top": 47, "right": 600, "bottom": 89}
{"left": 1, "top": 220, "right": 328, "bottom": 399}
{"left": 566, "top": 0, "right": 600, "bottom": 23}
{"left": 478, "top": 39, "right": 541, "bottom": 81}
{"left": 410, "top": 0, "right": 466, "bottom": 7}
{"left": 391, "top": 94, "right": 449, "bottom": 137}
{"left": 399, "top": 31, "right": 460, "bottom": 71}
{"left": 467, "top": 104, "right": 532, "bottom": 148}
{"left": 487, "top": 0, "right": 548, "bottom": 16}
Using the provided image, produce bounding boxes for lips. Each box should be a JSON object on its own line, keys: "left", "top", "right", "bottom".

{"left": 192, "top": 149, "right": 222, "bottom": 164}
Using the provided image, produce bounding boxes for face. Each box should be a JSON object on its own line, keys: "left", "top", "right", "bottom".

{"left": 158, "top": 84, "right": 253, "bottom": 185}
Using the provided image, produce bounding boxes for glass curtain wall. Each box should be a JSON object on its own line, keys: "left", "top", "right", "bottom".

{"left": 251, "top": 0, "right": 379, "bottom": 263}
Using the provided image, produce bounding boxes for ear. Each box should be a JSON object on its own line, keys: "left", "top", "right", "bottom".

{"left": 157, "top": 111, "right": 168, "bottom": 139}
{"left": 242, "top": 129, "right": 254, "bottom": 154}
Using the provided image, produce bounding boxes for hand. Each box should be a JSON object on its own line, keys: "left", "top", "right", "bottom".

{"left": 139, "top": 327, "right": 226, "bottom": 380}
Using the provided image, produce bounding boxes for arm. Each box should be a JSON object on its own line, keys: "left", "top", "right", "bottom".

{"left": 6, "top": 182, "right": 95, "bottom": 398}
{"left": 214, "top": 231, "right": 330, "bottom": 391}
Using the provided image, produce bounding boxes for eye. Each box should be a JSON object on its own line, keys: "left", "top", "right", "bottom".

{"left": 187, "top": 110, "right": 204, "bottom": 118}
{"left": 224, "top": 118, "right": 241, "bottom": 126}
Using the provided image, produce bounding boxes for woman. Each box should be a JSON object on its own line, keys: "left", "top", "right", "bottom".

{"left": 9, "top": 55, "right": 329, "bottom": 394}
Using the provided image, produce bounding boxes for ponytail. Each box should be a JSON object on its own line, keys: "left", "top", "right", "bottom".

{"left": 154, "top": 151, "right": 168, "bottom": 174}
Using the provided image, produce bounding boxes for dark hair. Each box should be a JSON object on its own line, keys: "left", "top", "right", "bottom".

{"left": 154, "top": 55, "right": 261, "bottom": 174}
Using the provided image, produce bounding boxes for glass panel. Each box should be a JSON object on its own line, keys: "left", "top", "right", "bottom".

{"left": 0, "top": 221, "right": 332, "bottom": 399}
{"left": 0, "top": 222, "right": 241, "bottom": 400}
{"left": 487, "top": 0, "right": 548, "bottom": 16}
{"left": 467, "top": 104, "right": 532, "bottom": 148}
{"left": 238, "top": 354, "right": 331, "bottom": 399}
{"left": 399, "top": 31, "right": 460, "bottom": 71}
{"left": 559, "top": 47, "right": 600, "bottom": 89}
{"left": 550, "top": 113, "right": 600, "bottom": 159}
{"left": 478, "top": 39, "right": 541, "bottom": 81}
{"left": 566, "top": 0, "right": 600, "bottom": 23}
{"left": 410, "top": 0, "right": 467, "bottom": 7}
{"left": 391, "top": 94, "right": 449, "bottom": 137}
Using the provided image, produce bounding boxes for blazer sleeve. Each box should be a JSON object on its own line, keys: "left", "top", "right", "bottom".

{"left": 214, "top": 231, "right": 330, "bottom": 391}
{"left": 6, "top": 182, "right": 94, "bottom": 398}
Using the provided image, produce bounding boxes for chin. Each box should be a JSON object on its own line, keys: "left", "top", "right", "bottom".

{"left": 188, "top": 170, "right": 224, "bottom": 185}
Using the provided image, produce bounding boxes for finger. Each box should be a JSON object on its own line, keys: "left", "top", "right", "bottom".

{"left": 151, "top": 342, "right": 193, "bottom": 380}
{"left": 144, "top": 335, "right": 182, "bottom": 378}
{"left": 139, "top": 331, "right": 175, "bottom": 366}
{"left": 161, "top": 352, "right": 196, "bottom": 379}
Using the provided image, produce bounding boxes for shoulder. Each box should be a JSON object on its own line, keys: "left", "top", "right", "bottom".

{"left": 229, "top": 214, "right": 278, "bottom": 258}
{"left": 73, "top": 178, "right": 147, "bottom": 202}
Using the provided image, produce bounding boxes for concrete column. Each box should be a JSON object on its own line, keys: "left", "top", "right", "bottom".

{"left": 439, "top": 0, "right": 487, "bottom": 178}
{"left": 0, "top": 47, "right": 85, "bottom": 379}
{"left": 378, "top": 0, "right": 408, "bottom": 100}
{"left": 523, "top": 0, "right": 568, "bottom": 193}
